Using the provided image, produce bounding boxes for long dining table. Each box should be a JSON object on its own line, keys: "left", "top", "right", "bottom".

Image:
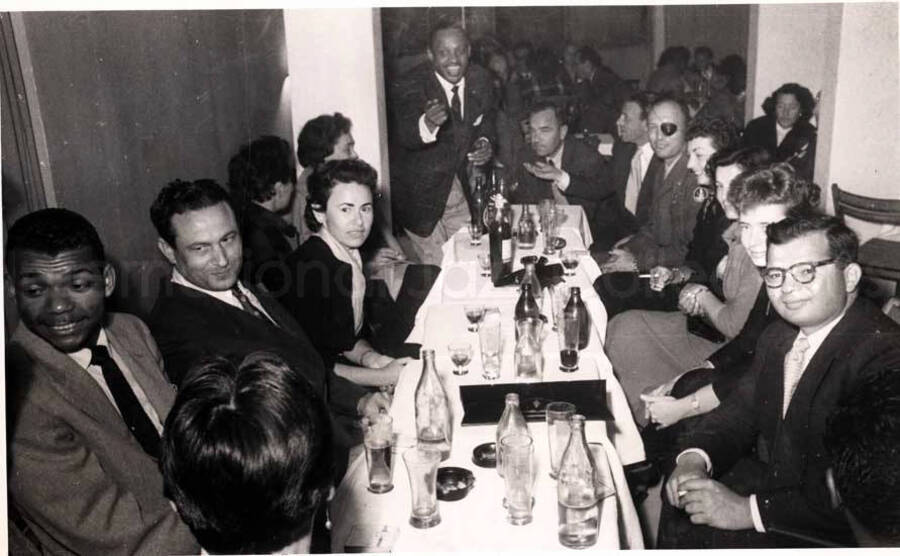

{"left": 330, "top": 204, "right": 646, "bottom": 552}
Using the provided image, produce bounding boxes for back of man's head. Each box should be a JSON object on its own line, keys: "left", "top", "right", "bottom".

{"left": 826, "top": 368, "right": 900, "bottom": 546}
{"left": 5, "top": 208, "right": 105, "bottom": 270}
{"left": 161, "top": 352, "right": 334, "bottom": 554}
{"left": 150, "top": 179, "right": 232, "bottom": 246}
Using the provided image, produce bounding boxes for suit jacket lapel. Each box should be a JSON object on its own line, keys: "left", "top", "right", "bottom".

{"left": 106, "top": 321, "right": 174, "bottom": 421}
{"left": 12, "top": 323, "right": 127, "bottom": 431}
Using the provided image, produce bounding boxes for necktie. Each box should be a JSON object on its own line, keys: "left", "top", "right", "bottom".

{"left": 624, "top": 150, "right": 643, "bottom": 215}
{"left": 782, "top": 335, "right": 811, "bottom": 417}
{"left": 90, "top": 345, "right": 160, "bottom": 459}
{"left": 231, "top": 284, "right": 278, "bottom": 327}
{"left": 450, "top": 85, "right": 462, "bottom": 121}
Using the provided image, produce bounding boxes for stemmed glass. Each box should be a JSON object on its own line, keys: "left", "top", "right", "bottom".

{"left": 464, "top": 305, "right": 485, "bottom": 332}
{"left": 476, "top": 252, "right": 491, "bottom": 277}
{"left": 448, "top": 340, "right": 473, "bottom": 376}
{"left": 468, "top": 221, "right": 482, "bottom": 246}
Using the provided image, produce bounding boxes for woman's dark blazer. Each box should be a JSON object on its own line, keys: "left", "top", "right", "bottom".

{"left": 743, "top": 115, "right": 817, "bottom": 181}
{"left": 281, "top": 235, "right": 363, "bottom": 359}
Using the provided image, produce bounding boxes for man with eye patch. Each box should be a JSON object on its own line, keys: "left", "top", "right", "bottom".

{"left": 658, "top": 214, "right": 900, "bottom": 548}
{"left": 599, "top": 96, "right": 702, "bottom": 275}
{"left": 5, "top": 208, "right": 199, "bottom": 554}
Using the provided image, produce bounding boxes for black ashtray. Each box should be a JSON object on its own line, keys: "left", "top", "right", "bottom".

{"left": 549, "top": 236, "right": 566, "bottom": 250}
{"left": 436, "top": 466, "right": 475, "bottom": 501}
{"left": 472, "top": 442, "right": 497, "bottom": 468}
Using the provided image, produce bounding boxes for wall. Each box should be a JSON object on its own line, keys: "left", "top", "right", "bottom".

{"left": 818, "top": 2, "right": 900, "bottom": 240}
{"left": 665, "top": 5, "right": 750, "bottom": 65}
{"left": 283, "top": 9, "right": 389, "bottom": 199}
{"left": 15, "top": 11, "right": 292, "bottom": 317}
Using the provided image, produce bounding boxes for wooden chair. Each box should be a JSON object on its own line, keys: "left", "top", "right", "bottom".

{"left": 832, "top": 183, "right": 900, "bottom": 284}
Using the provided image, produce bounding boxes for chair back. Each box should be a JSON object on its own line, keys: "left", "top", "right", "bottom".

{"left": 832, "top": 183, "right": 900, "bottom": 226}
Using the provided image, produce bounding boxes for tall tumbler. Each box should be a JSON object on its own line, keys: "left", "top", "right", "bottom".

{"left": 362, "top": 413, "right": 394, "bottom": 493}
{"left": 478, "top": 307, "right": 503, "bottom": 380}
{"left": 546, "top": 402, "right": 576, "bottom": 478}
{"left": 500, "top": 434, "right": 535, "bottom": 525}
{"left": 402, "top": 447, "right": 442, "bottom": 529}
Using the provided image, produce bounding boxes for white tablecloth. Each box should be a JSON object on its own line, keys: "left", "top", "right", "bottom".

{"left": 330, "top": 205, "right": 645, "bottom": 551}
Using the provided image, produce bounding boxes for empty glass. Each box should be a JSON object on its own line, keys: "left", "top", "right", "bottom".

{"left": 587, "top": 442, "right": 618, "bottom": 501}
{"left": 546, "top": 402, "right": 576, "bottom": 479}
{"left": 403, "top": 447, "right": 442, "bottom": 529}
{"left": 363, "top": 413, "right": 394, "bottom": 493}
{"left": 543, "top": 210, "right": 560, "bottom": 255}
{"left": 500, "top": 434, "right": 535, "bottom": 525}
{"left": 478, "top": 307, "right": 502, "bottom": 380}
{"left": 468, "top": 221, "right": 482, "bottom": 246}
{"left": 448, "top": 340, "right": 473, "bottom": 376}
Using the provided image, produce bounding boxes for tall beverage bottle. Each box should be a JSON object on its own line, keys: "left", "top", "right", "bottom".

{"left": 489, "top": 197, "right": 513, "bottom": 284}
{"left": 563, "top": 287, "right": 591, "bottom": 349}
{"left": 557, "top": 414, "right": 600, "bottom": 549}
{"left": 414, "top": 349, "right": 452, "bottom": 461}
{"left": 496, "top": 393, "right": 530, "bottom": 476}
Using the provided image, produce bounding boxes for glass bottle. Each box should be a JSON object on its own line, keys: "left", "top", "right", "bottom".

{"left": 515, "top": 317, "right": 544, "bottom": 382}
{"left": 517, "top": 204, "right": 537, "bottom": 249}
{"left": 414, "top": 349, "right": 451, "bottom": 461}
{"left": 469, "top": 164, "right": 487, "bottom": 234}
{"left": 557, "top": 414, "right": 600, "bottom": 549}
{"left": 489, "top": 196, "right": 513, "bottom": 284}
{"left": 496, "top": 393, "right": 530, "bottom": 476}
{"left": 515, "top": 283, "right": 541, "bottom": 325}
{"left": 563, "top": 287, "right": 591, "bottom": 350}
{"left": 520, "top": 256, "right": 543, "bottom": 306}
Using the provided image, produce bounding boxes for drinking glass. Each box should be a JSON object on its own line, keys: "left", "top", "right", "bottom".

{"left": 478, "top": 307, "right": 502, "bottom": 380}
{"left": 500, "top": 434, "right": 535, "bottom": 525}
{"left": 559, "top": 313, "right": 580, "bottom": 372}
{"left": 543, "top": 209, "right": 559, "bottom": 255}
{"left": 402, "top": 447, "right": 442, "bottom": 529}
{"left": 464, "top": 305, "right": 485, "bottom": 332}
{"left": 539, "top": 198, "right": 555, "bottom": 234}
{"left": 546, "top": 401, "right": 576, "bottom": 479}
{"left": 468, "top": 221, "right": 482, "bottom": 246}
{"left": 447, "top": 340, "right": 473, "bottom": 376}
{"left": 476, "top": 252, "right": 491, "bottom": 277}
{"left": 549, "top": 284, "right": 570, "bottom": 331}
{"left": 561, "top": 251, "right": 579, "bottom": 277}
{"left": 362, "top": 413, "right": 394, "bottom": 493}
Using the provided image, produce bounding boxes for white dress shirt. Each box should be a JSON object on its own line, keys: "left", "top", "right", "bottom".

{"left": 624, "top": 141, "right": 655, "bottom": 215}
{"left": 68, "top": 328, "right": 164, "bottom": 433}
{"left": 676, "top": 308, "right": 848, "bottom": 533}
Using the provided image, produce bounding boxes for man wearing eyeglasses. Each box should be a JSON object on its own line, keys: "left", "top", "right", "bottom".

{"left": 658, "top": 213, "right": 900, "bottom": 548}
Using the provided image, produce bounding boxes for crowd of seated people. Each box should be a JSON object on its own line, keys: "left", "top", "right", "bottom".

{"left": 5, "top": 16, "right": 897, "bottom": 555}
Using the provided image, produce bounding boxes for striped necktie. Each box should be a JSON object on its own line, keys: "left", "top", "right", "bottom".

{"left": 231, "top": 284, "right": 278, "bottom": 327}
{"left": 782, "top": 335, "right": 811, "bottom": 417}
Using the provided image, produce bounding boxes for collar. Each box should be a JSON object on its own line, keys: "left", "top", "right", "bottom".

{"left": 171, "top": 268, "right": 245, "bottom": 305}
{"left": 637, "top": 141, "right": 654, "bottom": 160}
{"left": 798, "top": 305, "right": 849, "bottom": 357}
{"left": 315, "top": 228, "right": 363, "bottom": 270}
{"left": 246, "top": 202, "right": 297, "bottom": 238}
{"left": 434, "top": 72, "right": 465, "bottom": 97}
{"left": 663, "top": 151, "right": 684, "bottom": 176}
{"left": 776, "top": 122, "right": 793, "bottom": 134}
{"left": 69, "top": 328, "right": 109, "bottom": 369}
{"left": 548, "top": 141, "right": 565, "bottom": 167}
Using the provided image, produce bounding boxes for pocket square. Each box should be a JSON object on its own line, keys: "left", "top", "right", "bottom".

{"left": 473, "top": 113, "right": 483, "bottom": 126}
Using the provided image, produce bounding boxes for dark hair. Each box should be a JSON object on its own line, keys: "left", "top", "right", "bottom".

{"left": 150, "top": 179, "right": 232, "bottom": 246}
{"left": 527, "top": 99, "right": 566, "bottom": 126}
{"left": 657, "top": 46, "right": 690, "bottom": 70}
{"left": 428, "top": 19, "right": 467, "bottom": 53}
{"left": 296, "top": 113, "right": 353, "bottom": 168}
{"left": 228, "top": 136, "right": 296, "bottom": 205}
{"left": 160, "top": 352, "right": 334, "bottom": 554}
{"left": 825, "top": 369, "right": 900, "bottom": 544}
{"left": 718, "top": 54, "right": 747, "bottom": 95}
{"left": 305, "top": 159, "right": 378, "bottom": 233}
{"left": 693, "top": 45, "right": 714, "bottom": 60}
{"left": 575, "top": 46, "right": 602, "bottom": 68}
{"left": 761, "top": 82, "right": 816, "bottom": 122}
{"left": 728, "top": 162, "right": 821, "bottom": 215}
{"left": 621, "top": 90, "right": 658, "bottom": 121}
{"left": 5, "top": 208, "right": 105, "bottom": 269}
{"left": 706, "top": 145, "right": 772, "bottom": 185}
{"left": 767, "top": 212, "right": 858, "bottom": 267}
{"left": 686, "top": 117, "right": 739, "bottom": 151}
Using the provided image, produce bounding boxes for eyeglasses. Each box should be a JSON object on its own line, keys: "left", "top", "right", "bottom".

{"left": 660, "top": 122, "right": 678, "bottom": 136}
{"left": 762, "top": 259, "right": 836, "bottom": 288}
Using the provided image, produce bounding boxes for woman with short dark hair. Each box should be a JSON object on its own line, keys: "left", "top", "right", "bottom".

{"left": 743, "top": 82, "right": 818, "bottom": 181}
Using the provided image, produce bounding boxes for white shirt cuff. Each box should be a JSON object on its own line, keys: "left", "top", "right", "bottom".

{"left": 554, "top": 171, "right": 571, "bottom": 192}
{"left": 418, "top": 113, "right": 438, "bottom": 143}
{"left": 749, "top": 494, "right": 766, "bottom": 532}
{"left": 676, "top": 448, "right": 713, "bottom": 474}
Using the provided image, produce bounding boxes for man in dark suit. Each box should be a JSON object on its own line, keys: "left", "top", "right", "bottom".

{"left": 509, "top": 101, "right": 613, "bottom": 223}
{"left": 5, "top": 208, "right": 198, "bottom": 554}
{"left": 600, "top": 91, "right": 657, "bottom": 250}
{"left": 388, "top": 21, "right": 496, "bottom": 265}
{"left": 572, "top": 47, "right": 630, "bottom": 135}
{"left": 147, "top": 179, "right": 388, "bottom": 451}
{"left": 659, "top": 214, "right": 900, "bottom": 548}
{"left": 601, "top": 96, "right": 702, "bottom": 273}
